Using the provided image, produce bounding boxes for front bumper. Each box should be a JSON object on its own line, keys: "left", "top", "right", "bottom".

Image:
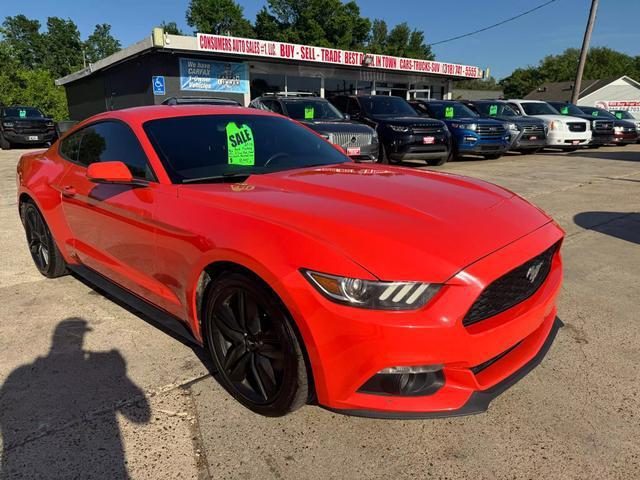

{"left": 456, "top": 136, "right": 510, "bottom": 156}
{"left": 289, "top": 221, "right": 564, "bottom": 417}
{"left": 545, "top": 130, "right": 591, "bottom": 148}
{"left": 589, "top": 133, "right": 615, "bottom": 146}
{"left": 511, "top": 132, "right": 547, "bottom": 151}
{"left": 385, "top": 132, "right": 450, "bottom": 161}
{"left": 612, "top": 132, "right": 638, "bottom": 144}
{"left": 3, "top": 130, "right": 56, "bottom": 144}
{"left": 341, "top": 142, "right": 379, "bottom": 162}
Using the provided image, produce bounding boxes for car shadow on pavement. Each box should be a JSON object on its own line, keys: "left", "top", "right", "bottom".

{"left": 574, "top": 211, "right": 640, "bottom": 245}
{"left": 567, "top": 150, "right": 640, "bottom": 162}
{"left": 0, "top": 317, "right": 150, "bottom": 479}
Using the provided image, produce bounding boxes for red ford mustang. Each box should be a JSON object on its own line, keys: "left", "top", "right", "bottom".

{"left": 17, "top": 106, "right": 564, "bottom": 418}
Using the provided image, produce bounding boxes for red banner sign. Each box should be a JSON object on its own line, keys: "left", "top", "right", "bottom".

{"left": 197, "top": 33, "right": 483, "bottom": 79}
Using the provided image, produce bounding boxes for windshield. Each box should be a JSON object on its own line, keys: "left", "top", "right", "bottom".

{"left": 548, "top": 102, "right": 584, "bottom": 116}
{"left": 577, "top": 106, "right": 616, "bottom": 119}
{"left": 474, "top": 102, "right": 518, "bottom": 117}
{"left": 143, "top": 114, "right": 349, "bottom": 183}
{"left": 360, "top": 96, "right": 418, "bottom": 116}
{"left": 610, "top": 110, "right": 634, "bottom": 120}
{"left": 521, "top": 102, "right": 561, "bottom": 116}
{"left": 427, "top": 102, "right": 478, "bottom": 120}
{"left": 3, "top": 107, "right": 44, "bottom": 118}
{"left": 283, "top": 99, "right": 344, "bottom": 121}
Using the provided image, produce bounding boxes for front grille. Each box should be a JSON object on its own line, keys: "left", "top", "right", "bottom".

{"left": 462, "top": 242, "right": 559, "bottom": 327}
{"left": 593, "top": 120, "right": 613, "bottom": 132}
{"left": 522, "top": 124, "right": 545, "bottom": 136}
{"left": 476, "top": 124, "right": 506, "bottom": 138}
{"left": 411, "top": 123, "right": 444, "bottom": 134}
{"left": 567, "top": 122, "right": 587, "bottom": 132}
{"left": 332, "top": 132, "right": 373, "bottom": 148}
{"left": 16, "top": 127, "right": 47, "bottom": 134}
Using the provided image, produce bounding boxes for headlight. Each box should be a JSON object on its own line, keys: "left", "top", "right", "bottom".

{"left": 302, "top": 270, "right": 441, "bottom": 310}
{"left": 549, "top": 120, "right": 563, "bottom": 131}
{"left": 388, "top": 124, "right": 410, "bottom": 133}
{"left": 449, "top": 123, "right": 476, "bottom": 131}
{"left": 2, "top": 122, "right": 14, "bottom": 128}
{"left": 614, "top": 126, "right": 624, "bottom": 132}
{"left": 506, "top": 122, "right": 519, "bottom": 131}
{"left": 45, "top": 121, "right": 55, "bottom": 127}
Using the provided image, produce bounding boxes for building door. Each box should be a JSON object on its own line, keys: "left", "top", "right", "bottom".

{"left": 408, "top": 89, "right": 431, "bottom": 100}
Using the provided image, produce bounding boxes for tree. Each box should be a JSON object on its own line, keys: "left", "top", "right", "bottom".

{"left": 84, "top": 24, "right": 121, "bottom": 64}
{"left": 0, "top": 15, "right": 44, "bottom": 69}
{"left": 159, "top": 21, "right": 184, "bottom": 36}
{"left": 367, "top": 19, "right": 387, "bottom": 54}
{"left": 0, "top": 69, "right": 68, "bottom": 120}
{"left": 500, "top": 47, "right": 640, "bottom": 98}
{"left": 43, "top": 17, "right": 83, "bottom": 78}
{"left": 255, "top": 0, "right": 370, "bottom": 50}
{"left": 186, "top": 0, "right": 254, "bottom": 37}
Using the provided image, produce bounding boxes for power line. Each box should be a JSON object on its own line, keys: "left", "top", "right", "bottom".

{"left": 429, "top": 0, "right": 559, "bottom": 46}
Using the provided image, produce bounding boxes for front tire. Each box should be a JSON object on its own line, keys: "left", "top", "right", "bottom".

{"left": 425, "top": 154, "right": 448, "bottom": 166}
{"left": 0, "top": 133, "right": 11, "bottom": 150}
{"left": 203, "top": 272, "right": 309, "bottom": 416}
{"left": 20, "top": 201, "right": 68, "bottom": 278}
{"left": 483, "top": 154, "right": 501, "bottom": 160}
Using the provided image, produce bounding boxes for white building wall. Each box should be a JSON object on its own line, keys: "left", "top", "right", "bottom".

{"left": 580, "top": 77, "right": 640, "bottom": 118}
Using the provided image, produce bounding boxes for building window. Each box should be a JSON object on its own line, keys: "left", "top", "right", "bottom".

{"left": 250, "top": 73, "right": 285, "bottom": 99}
{"left": 357, "top": 80, "right": 373, "bottom": 95}
{"left": 325, "top": 78, "right": 357, "bottom": 97}
{"left": 286, "top": 76, "right": 321, "bottom": 96}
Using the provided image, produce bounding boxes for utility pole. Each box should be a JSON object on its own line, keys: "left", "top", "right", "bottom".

{"left": 572, "top": 0, "right": 599, "bottom": 104}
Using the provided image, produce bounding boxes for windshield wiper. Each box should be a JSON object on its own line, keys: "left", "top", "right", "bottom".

{"left": 182, "top": 172, "right": 254, "bottom": 184}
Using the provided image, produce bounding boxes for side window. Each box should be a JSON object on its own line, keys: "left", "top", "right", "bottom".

{"left": 347, "top": 98, "right": 361, "bottom": 116}
{"left": 59, "top": 130, "right": 83, "bottom": 162}
{"left": 413, "top": 103, "right": 429, "bottom": 115}
{"left": 263, "top": 100, "right": 284, "bottom": 115}
{"left": 329, "top": 96, "right": 347, "bottom": 113}
{"left": 77, "top": 121, "right": 154, "bottom": 180}
{"left": 508, "top": 103, "right": 522, "bottom": 115}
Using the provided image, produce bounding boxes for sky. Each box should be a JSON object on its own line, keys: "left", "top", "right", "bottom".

{"left": 4, "top": 0, "right": 638, "bottom": 79}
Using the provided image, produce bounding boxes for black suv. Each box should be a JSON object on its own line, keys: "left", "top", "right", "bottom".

{"left": 250, "top": 94, "right": 379, "bottom": 162}
{"left": 328, "top": 95, "right": 451, "bottom": 165}
{"left": 547, "top": 102, "right": 614, "bottom": 147}
{"left": 0, "top": 106, "right": 57, "bottom": 150}
{"left": 463, "top": 100, "right": 547, "bottom": 154}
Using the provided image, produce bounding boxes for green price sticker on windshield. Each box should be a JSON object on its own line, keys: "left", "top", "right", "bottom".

{"left": 226, "top": 122, "right": 255, "bottom": 166}
{"left": 304, "top": 107, "right": 314, "bottom": 119}
{"left": 19, "top": 109, "right": 26, "bottom": 118}
{"left": 445, "top": 106, "right": 454, "bottom": 118}
{"left": 616, "top": 112, "right": 623, "bottom": 119}
{"left": 489, "top": 105, "right": 498, "bottom": 116}
{"left": 560, "top": 106, "right": 569, "bottom": 115}
{"left": 591, "top": 111, "right": 598, "bottom": 117}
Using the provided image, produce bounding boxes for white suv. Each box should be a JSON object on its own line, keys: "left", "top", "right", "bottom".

{"left": 507, "top": 100, "right": 592, "bottom": 150}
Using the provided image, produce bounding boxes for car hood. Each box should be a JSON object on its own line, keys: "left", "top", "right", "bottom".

{"left": 302, "top": 121, "right": 374, "bottom": 134}
{"left": 178, "top": 164, "right": 551, "bottom": 282}
{"left": 527, "top": 114, "right": 587, "bottom": 124}
{"left": 492, "top": 116, "right": 544, "bottom": 127}
{"left": 370, "top": 115, "right": 442, "bottom": 127}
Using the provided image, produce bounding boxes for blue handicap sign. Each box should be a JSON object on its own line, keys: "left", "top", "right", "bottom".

{"left": 152, "top": 76, "right": 165, "bottom": 95}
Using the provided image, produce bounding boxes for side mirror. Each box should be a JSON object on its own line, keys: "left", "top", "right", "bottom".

{"left": 87, "top": 161, "right": 139, "bottom": 184}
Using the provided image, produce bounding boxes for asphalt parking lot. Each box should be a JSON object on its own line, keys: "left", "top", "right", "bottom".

{"left": 1, "top": 145, "right": 639, "bottom": 479}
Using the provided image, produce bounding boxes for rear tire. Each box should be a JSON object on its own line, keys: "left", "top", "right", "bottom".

{"left": 20, "top": 201, "right": 68, "bottom": 278}
{"left": 0, "top": 133, "right": 11, "bottom": 150}
{"left": 203, "top": 272, "right": 309, "bottom": 416}
{"left": 520, "top": 148, "right": 541, "bottom": 155}
{"left": 425, "top": 155, "right": 448, "bottom": 166}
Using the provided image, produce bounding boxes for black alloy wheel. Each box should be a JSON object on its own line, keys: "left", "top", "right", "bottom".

{"left": 204, "top": 272, "right": 308, "bottom": 416}
{"left": 21, "top": 201, "right": 67, "bottom": 278}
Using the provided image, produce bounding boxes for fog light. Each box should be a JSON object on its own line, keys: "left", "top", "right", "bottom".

{"left": 358, "top": 367, "right": 444, "bottom": 396}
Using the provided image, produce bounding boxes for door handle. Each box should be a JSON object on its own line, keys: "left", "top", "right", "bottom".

{"left": 62, "top": 185, "right": 76, "bottom": 197}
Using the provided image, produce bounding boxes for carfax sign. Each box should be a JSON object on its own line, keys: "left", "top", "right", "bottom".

{"left": 179, "top": 57, "right": 249, "bottom": 93}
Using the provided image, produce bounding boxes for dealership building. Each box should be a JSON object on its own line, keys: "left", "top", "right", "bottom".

{"left": 56, "top": 28, "right": 486, "bottom": 121}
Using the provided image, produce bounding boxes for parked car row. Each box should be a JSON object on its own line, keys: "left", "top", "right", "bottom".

{"left": 246, "top": 93, "right": 639, "bottom": 166}
{"left": 3, "top": 96, "right": 638, "bottom": 158}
